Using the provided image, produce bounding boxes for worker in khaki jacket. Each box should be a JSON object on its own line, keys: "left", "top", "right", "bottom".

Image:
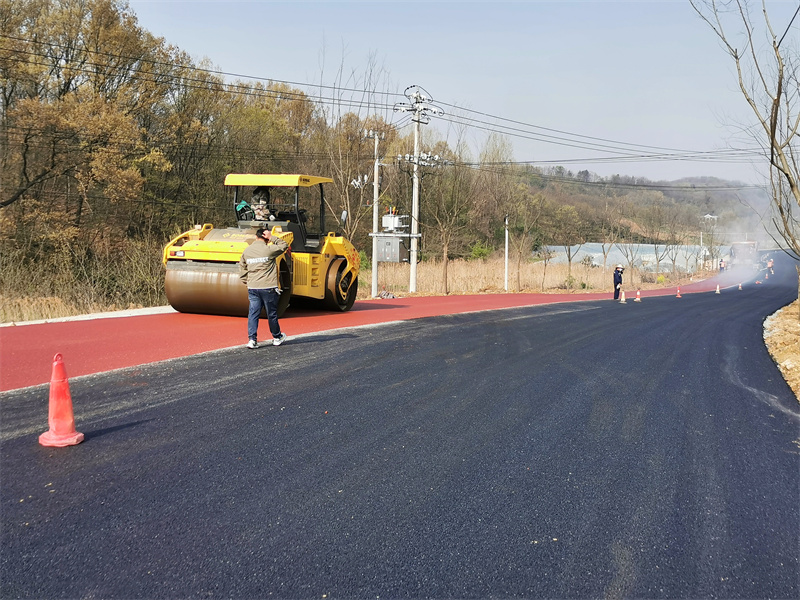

{"left": 239, "top": 227, "right": 289, "bottom": 348}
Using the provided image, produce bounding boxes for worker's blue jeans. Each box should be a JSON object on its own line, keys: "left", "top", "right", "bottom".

{"left": 247, "top": 288, "right": 281, "bottom": 341}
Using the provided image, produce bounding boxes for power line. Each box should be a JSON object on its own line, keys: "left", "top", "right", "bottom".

{"left": 438, "top": 101, "right": 700, "bottom": 155}
{"left": 435, "top": 114, "right": 760, "bottom": 165}
{"left": 0, "top": 34, "right": 402, "bottom": 103}
{"left": 0, "top": 33, "right": 767, "bottom": 174}
{"left": 777, "top": 2, "right": 800, "bottom": 48}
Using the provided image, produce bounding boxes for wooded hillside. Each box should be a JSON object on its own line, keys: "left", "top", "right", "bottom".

{"left": 0, "top": 0, "right": 770, "bottom": 318}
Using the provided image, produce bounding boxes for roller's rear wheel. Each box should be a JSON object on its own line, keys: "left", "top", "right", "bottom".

{"left": 323, "top": 258, "right": 358, "bottom": 311}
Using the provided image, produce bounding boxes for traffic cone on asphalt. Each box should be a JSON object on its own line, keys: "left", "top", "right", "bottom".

{"left": 620, "top": 291, "right": 627, "bottom": 304}
{"left": 39, "top": 354, "right": 84, "bottom": 447}
{"left": 715, "top": 284, "right": 720, "bottom": 294}
{"left": 676, "top": 287, "right": 682, "bottom": 298}
{"left": 634, "top": 289, "right": 642, "bottom": 302}
{"left": 739, "top": 283, "right": 742, "bottom": 290}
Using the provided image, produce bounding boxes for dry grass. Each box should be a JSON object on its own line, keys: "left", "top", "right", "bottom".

{"left": 763, "top": 299, "right": 800, "bottom": 402}
{"left": 359, "top": 257, "right": 692, "bottom": 297}
{"left": 0, "top": 295, "right": 145, "bottom": 323}
{"left": 0, "top": 236, "right": 164, "bottom": 324}
{"left": 0, "top": 295, "right": 79, "bottom": 323}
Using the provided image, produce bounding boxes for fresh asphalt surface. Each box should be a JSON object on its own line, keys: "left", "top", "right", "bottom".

{"left": 1, "top": 258, "right": 799, "bottom": 598}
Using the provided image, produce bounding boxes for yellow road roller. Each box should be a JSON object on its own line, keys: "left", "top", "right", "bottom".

{"left": 163, "top": 174, "right": 360, "bottom": 317}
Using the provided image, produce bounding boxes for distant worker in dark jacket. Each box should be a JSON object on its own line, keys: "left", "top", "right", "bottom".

{"left": 613, "top": 264, "right": 624, "bottom": 300}
{"left": 239, "top": 227, "right": 289, "bottom": 348}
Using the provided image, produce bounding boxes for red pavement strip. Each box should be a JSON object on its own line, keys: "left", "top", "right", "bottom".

{"left": 0, "top": 280, "right": 724, "bottom": 392}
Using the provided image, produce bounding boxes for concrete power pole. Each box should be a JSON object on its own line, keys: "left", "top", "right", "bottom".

{"left": 504, "top": 214, "right": 509, "bottom": 291}
{"left": 364, "top": 130, "right": 384, "bottom": 297}
{"left": 410, "top": 117, "right": 421, "bottom": 292}
{"left": 394, "top": 86, "right": 443, "bottom": 293}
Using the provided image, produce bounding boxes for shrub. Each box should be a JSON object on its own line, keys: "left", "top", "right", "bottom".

{"left": 358, "top": 250, "right": 371, "bottom": 271}
{"left": 469, "top": 241, "right": 493, "bottom": 260}
{"left": 556, "top": 275, "right": 578, "bottom": 290}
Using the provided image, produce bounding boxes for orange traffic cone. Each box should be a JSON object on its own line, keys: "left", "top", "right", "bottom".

{"left": 738, "top": 283, "right": 742, "bottom": 290}
{"left": 634, "top": 289, "right": 642, "bottom": 302}
{"left": 620, "top": 290, "right": 627, "bottom": 304}
{"left": 676, "top": 286, "right": 682, "bottom": 298}
{"left": 715, "top": 284, "right": 720, "bottom": 294}
{"left": 39, "top": 354, "right": 84, "bottom": 447}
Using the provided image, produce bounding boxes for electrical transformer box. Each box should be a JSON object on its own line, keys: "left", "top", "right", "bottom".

{"left": 376, "top": 235, "right": 409, "bottom": 263}
{"left": 382, "top": 214, "right": 409, "bottom": 232}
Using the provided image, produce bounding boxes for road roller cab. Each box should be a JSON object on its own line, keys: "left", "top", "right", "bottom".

{"left": 163, "top": 174, "right": 360, "bottom": 317}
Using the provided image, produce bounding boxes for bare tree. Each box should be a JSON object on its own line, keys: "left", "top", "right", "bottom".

{"left": 640, "top": 200, "right": 675, "bottom": 278}
{"left": 552, "top": 205, "right": 585, "bottom": 289}
{"left": 423, "top": 135, "right": 477, "bottom": 294}
{"left": 507, "top": 187, "right": 546, "bottom": 291}
{"left": 599, "top": 197, "right": 623, "bottom": 282}
{"left": 476, "top": 134, "right": 517, "bottom": 234}
{"left": 691, "top": 0, "right": 800, "bottom": 257}
{"left": 665, "top": 223, "right": 693, "bottom": 281}
{"left": 312, "top": 49, "right": 396, "bottom": 243}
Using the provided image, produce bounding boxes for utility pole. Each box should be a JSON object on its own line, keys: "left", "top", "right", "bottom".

{"left": 504, "top": 214, "right": 509, "bottom": 291}
{"left": 364, "top": 129, "right": 384, "bottom": 297}
{"left": 394, "top": 86, "right": 443, "bottom": 292}
{"left": 410, "top": 117, "right": 420, "bottom": 292}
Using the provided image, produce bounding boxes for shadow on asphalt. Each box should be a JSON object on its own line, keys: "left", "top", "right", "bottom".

{"left": 247, "top": 333, "right": 361, "bottom": 348}
{"left": 85, "top": 419, "right": 155, "bottom": 440}
{"left": 283, "top": 302, "right": 409, "bottom": 318}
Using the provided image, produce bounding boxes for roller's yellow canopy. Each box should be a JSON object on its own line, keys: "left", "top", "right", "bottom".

{"left": 224, "top": 174, "right": 333, "bottom": 187}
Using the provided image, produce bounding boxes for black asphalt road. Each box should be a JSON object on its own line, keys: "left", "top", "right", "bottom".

{"left": 2, "top": 258, "right": 799, "bottom": 599}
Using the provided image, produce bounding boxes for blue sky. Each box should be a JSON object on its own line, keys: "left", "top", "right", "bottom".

{"left": 127, "top": 1, "right": 799, "bottom": 184}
